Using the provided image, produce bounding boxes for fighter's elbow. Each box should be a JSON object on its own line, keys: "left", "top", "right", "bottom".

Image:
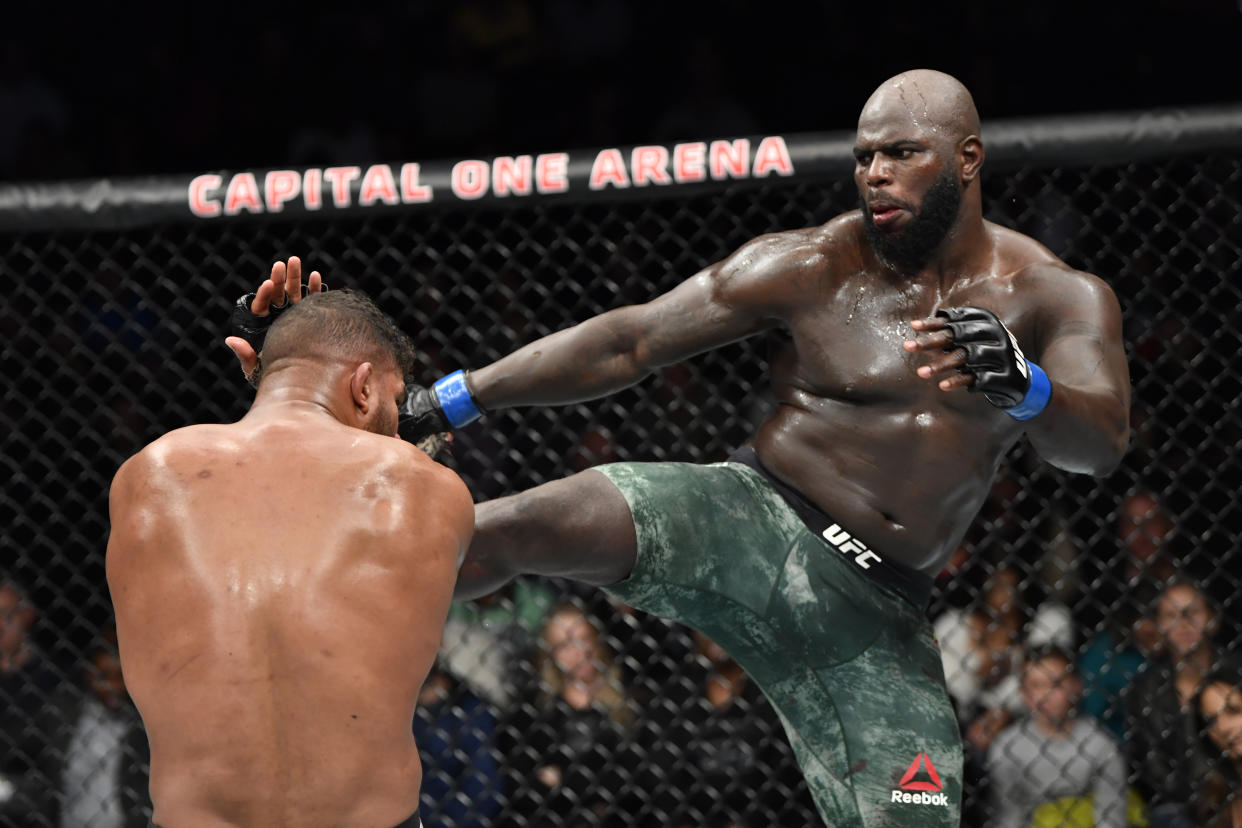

{"left": 1086, "top": 422, "right": 1130, "bottom": 477}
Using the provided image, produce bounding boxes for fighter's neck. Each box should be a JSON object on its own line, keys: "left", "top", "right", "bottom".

{"left": 248, "top": 383, "right": 345, "bottom": 424}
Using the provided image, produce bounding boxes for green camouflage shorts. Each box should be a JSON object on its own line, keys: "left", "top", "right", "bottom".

{"left": 598, "top": 460, "right": 962, "bottom": 828}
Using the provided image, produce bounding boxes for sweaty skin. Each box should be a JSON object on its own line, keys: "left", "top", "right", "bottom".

{"left": 454, "top": 69, "right": 1130, "bottom": 592}
{"left": 108, "top": 342, "right": 472, "bottom": 826}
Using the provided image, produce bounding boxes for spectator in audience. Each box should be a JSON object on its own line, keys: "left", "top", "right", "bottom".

{"left": 413, "top": 662, "right": 504, "bottom": 828}
{"left": 936, "top": 561, "right": 1073, "bottom": 826}
{"left": 40, "top": 627, "right": 149, "bottom": 828}
{"left": 1079, "top": 490, "right": 1175, "bottom": 741}
{"left": 935, "top": 562, "right": 1074, "bottom": 751}
{"left": 1126, "top": 578, "right": 1222, "bottom": 828}
{"left": 1194, "top": 660, "right": 1242, "bottom": 828}
{"left": 502, "top": 600, "right": 640, "bottom": 827}
{"left": 440, "top": 578, "right": 553, "bottom": 710}
{"left": 649, "top": 630, "right": 815, "bottom": 828}
{"left": 0, "top": 577, "right": 60, "bottom": 825}
{"left": 1079, "top": 580, "right": 1161, "bottom": 742}
{"left": 987, "top": 644, "right": 1127, "bottom": 828}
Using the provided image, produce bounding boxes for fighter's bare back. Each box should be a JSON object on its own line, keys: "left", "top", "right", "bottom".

{"left": 107, "top": 409, "right": 471, "bottom": 827}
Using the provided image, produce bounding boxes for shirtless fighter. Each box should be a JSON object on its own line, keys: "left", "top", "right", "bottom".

{"left": 110, "top": 289, "right": 471, "bottom": 827}
{"left": 232, "top": 69, "right": 1130, "bottom": 827}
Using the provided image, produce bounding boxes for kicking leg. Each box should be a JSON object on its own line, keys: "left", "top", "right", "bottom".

{"left": 455, "top": 469, "right": 638, "bottom": 600}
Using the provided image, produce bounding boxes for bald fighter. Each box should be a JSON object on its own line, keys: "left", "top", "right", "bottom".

{"left": 233, "top": 70, "right": 1130, "bottom": 827}
{"left": 110, "top": 289, "right": 471, "bottom": 827}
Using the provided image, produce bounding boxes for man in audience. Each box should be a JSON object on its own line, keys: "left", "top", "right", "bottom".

{"left": 988, "top": 645, "right": 1126, "bottom": 828}
{"left": 0, "top": 577, "right": 61, "bottom": 826}
{"left": 41, "top": 627, "right": 150, "bottom": 827}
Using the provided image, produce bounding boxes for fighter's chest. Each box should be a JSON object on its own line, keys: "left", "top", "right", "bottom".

{"left": 783, "top": 281, "right": 1028, "bottom": 399}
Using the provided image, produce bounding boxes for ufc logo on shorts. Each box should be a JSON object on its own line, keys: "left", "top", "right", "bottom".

{"left": 821, "top": 524, "right": 883, "bottom": 570}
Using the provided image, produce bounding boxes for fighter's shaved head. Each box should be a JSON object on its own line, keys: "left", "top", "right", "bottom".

{"left": 859, "top": 69, "right": 980, "bottom": 145}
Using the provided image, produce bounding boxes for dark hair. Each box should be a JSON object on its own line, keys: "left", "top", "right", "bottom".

{"left": 1023, "top": 643, "right": 1075, "bottom": 676}
{"left": 0, "top": 576, "right": 35, "bottom": 610}
{"left": 1193, "top": 659, "right": 1242, "bottom": 826}
{"left": 259, "top": 290, "right": 416, "bottom": 383}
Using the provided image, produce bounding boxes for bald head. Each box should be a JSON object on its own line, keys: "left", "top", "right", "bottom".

{"left": 859, "top": 70, "right": 980, "bottom": 145}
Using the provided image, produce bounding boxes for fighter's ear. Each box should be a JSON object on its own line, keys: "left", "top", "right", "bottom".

{"left": 349, "top": 362, "right": 375, "bottom": 412}
{"left": 959, "top": 135, "right": 984, "bottom": 185}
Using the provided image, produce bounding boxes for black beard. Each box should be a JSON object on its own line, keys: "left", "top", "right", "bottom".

{"left": 861, "top": 172, "right": 963, "bottom": 271}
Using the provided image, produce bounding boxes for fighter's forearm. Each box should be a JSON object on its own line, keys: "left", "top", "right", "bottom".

{"left": 468, "top": 306, "right": 655, "bottom": 410}
{"left": 1025, "top": 382, "right": 1129, "bottom": 475}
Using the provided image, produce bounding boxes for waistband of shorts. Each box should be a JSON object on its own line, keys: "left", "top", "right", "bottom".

{"left": 727, "top": 445, "right": 934, "bottom": 609}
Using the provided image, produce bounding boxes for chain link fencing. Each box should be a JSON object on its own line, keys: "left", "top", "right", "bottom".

{"left": 2, "top": 111, "right": 1240, "bottom": 826}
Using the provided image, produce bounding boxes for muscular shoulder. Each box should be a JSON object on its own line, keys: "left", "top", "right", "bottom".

{"left": 374, "top": 440, "right": 474, "bottom": 537}
{"left": 111, "top": 425, "right": 231, "bottom": 491}
{"left": 1012, "top": 260, "right": 1117, "bottom": 307}
{"left": 993, "top": 225, "right": 1117, "bottom": 306}
{"left": 709, "top": 218, "right": 860, "bottom": 303}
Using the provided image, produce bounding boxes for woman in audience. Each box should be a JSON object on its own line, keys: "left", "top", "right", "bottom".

{"left": 1194, "top": 661, "right": 1242, "bottom": 828}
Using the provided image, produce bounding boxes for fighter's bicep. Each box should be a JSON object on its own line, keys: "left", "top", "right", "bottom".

{"left": 632, "top": 237, "right": 809, "bottom": 366}
{"left": 628, "top": 275, "right": 771, "bottom": 367}
{"left": 1037, "top": 278, "right": 1128, "bottom": 393}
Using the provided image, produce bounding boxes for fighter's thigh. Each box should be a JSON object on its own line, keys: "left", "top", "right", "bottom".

{"left": 474, "top": 469, "right": 638, "bottom": 586}
{"left": 819, "top": 635, "right": 963, "bottom": 827}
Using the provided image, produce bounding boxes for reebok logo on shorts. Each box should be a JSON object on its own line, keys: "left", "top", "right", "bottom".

{"left": 821, "top": 523, "right": 883, "bottom": 570}
{"left": 890, "top": 752, "right": 950, "bottom": 807}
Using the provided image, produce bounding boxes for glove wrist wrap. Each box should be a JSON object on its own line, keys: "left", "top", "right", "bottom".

{"left": 433, "top": 370, "right": 485, "bottom": 428}
{"left": 1005, "top": 363, "right": 1051, "bottom": 421}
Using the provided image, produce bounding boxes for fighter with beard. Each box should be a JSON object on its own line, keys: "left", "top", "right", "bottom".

{"left": 230, "top": 69, "right": 1130, "bottom": 827}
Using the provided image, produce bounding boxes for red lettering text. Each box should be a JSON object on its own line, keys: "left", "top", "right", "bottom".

{"left": 188, "top": 174, "right": 222, "bottom": 217}
{"left": 264, "top": 170, "right": 300, "bottom": 212}
{"left": 323, "top": 166, "right": 361, "bottom": 207}
{"left": 224, "top": 172, "right": 262, "bottom": 215}
{"left": 631, "top": 145, "right": 671, "bottom": 186}
{"left": 753, "top": 136, "right": 794, "bottom": 177}
{"left": 589, "top": 148, "right": 630, "bottom": 190}
{"left": 452, "top": 160, "right": 489, "bottom": 199}
{"left": 536, "top": 153, "right": 569, "bottom": 193}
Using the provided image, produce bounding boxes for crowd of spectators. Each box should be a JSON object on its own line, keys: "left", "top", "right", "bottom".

{"left": 3, "top": 470, "right": 1241, "bottom": 826}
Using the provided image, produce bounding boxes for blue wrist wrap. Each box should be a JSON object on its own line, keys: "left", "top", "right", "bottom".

{"left": 433, "top": 370, "right": 484, "bottom": 428}
{"left": 1007, "top": 363, "right": 1051, "bottom": 421}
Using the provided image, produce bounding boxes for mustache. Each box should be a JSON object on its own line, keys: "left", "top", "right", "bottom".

{"left": 861, "top": 193, "right": 916, "bottom": 212}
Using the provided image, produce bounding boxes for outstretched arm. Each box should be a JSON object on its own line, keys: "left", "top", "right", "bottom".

{"left": 464, "top": 232, "right": 814, "bottom": 410}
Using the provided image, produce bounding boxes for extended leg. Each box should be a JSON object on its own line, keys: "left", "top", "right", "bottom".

{"left": 455, "top": 469, "right": 638, "bottom": 601}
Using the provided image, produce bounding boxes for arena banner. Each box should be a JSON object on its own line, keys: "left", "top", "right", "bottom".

{"left": 1, "top": 105, "right": 1239, "bottom": 233}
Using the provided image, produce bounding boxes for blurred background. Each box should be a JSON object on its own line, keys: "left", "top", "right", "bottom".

{"left": 3, "top": 0, "right": 1241, "bottom": 182}
{"left": 3, "top": 2, "right": 1242, "bottom": 827}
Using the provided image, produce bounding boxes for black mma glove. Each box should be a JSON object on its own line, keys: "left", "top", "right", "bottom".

{"left": 935, "top": 306, "right": 1051, "bottom": 420}
{"left": 398, "top": 384, "right": 453, "bottom": 444}
{"left": 397, "top": 371, "right": 486, "bottom": 444}
{"left": 229, "top": 283, "right": 323, "bottom": 352}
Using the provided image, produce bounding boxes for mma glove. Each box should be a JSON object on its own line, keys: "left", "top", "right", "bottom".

{"left": 397, "top": 371, "right": 486, "bottom": 444}
{"left": 935, "top": 306, "right": 1051, "bottom": 421}
{"left": 229, "top": 283, "right": 322, "bottom": 352}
